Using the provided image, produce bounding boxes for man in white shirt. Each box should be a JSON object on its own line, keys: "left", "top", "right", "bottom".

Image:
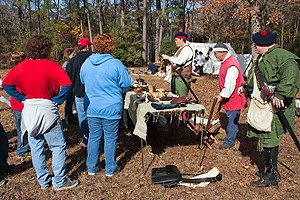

{"left": 214, "top": 43, "right": 247, "bottom": 149}
{"left": 162, "top": 32, "right": 193, "bottom": 96}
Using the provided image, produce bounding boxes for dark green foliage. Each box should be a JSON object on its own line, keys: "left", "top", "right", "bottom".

{"left": 160, "top": 37, "right": 177, "bottom": 58}
{"left": 112, "top": 23, "right": 142, "bottom": 66}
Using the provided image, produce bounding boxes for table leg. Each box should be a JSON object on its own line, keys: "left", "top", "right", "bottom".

{"left": 141, "top": 138, "right": 144, "bottom": 173}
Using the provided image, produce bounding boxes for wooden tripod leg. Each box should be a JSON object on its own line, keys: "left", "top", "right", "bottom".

{"left": 203, "top": 140, "right": 212, "bottom": 149}
{"left": 210, "top": 135, "right": 218, "bottom": 144}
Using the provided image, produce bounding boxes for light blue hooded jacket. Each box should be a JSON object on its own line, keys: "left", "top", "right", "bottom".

{"left": 80, "top": 53, "right": 132, "bottom": 119}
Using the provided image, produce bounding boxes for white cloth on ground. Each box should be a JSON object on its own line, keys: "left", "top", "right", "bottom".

{"left": 178, "top": 167, "right": 220, "bottom": 188}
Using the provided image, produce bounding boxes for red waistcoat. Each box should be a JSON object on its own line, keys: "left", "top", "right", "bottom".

{"left": 219, "top": 56, "right": 246, "bottom": 110}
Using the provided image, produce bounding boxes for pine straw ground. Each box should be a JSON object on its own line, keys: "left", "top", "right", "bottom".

{"left": 0, "top": 69, "right": 300, "bottom": 200}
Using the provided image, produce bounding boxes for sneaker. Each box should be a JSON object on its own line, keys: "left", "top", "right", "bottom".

{"left": 0, "top": 164, "right": 16, "bottom": 174}
{"left": 88, "top": 172, "right": 95, "bottom": 176}
{"left": 41, "top": 184, "right": 50, "bottom": 190}
{"left": 105, "top": 167, "right": 121, "bottom": 178}
{"left": 219, "top": 142, "right": 233, "bottom": 150}
{"left": 53, "top": 178, "right": 79, "bottom": 191}
{"left": 0, "top": 179, "right": 6, "bottom": 186}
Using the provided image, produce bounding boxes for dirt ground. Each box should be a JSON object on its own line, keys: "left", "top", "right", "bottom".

{"left": 0, "top": 69, "right": 300, "bottom": 200}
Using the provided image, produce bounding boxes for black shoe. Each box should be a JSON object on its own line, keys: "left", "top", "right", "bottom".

{"left": 251, "top": 172, "right": 278, "bottom": 187}
{"left": 255, "top": 170, "right": 281, "bottom": 182}
{"left": 0, "top": 164, "right": 16, "bottom": 174}
{"left": 219, "top": 142, "right": 233, "bottom": 150}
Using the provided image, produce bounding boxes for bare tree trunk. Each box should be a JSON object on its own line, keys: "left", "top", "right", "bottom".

{"left": 155, "top": 17, "right": 160, "bottom": 62}
{"left": 120, "top": 0, "right": 125, "bottom": 28}
{"left": 249, "top": 0, "right": 260, "bottom": 58}
{"left": 97, "top": 1, "right": 103, "bottom": 34}
{"left": 295, "top": 19, "right": 299, "bottom": 42}
{"left": 26, "top": 0, "right": 32, "bottom": 34}
{"left": 281, "top": 18, "right": 285, "bottom": 48}
{"left": 158, "top": 0, "right": 166, "bottom": 59}
{"left": 36, "top": 0, "right": 41, "bottom": 34}
{"left": 57, "top": 0, "right": 60, "bottom": 20}
{"left": 87, "top": 10, "right": 93, "bottom": 44}
{"left": 179, "top": 0, "right": 187, "bottom": 31}
{"left": 142, "top": 0, "right": 147, "bottom": 66}
{"left": 155, "top": 0, "right": 161, "bottom": 62}
{"left": 114, "top": 0, "right": 117, "bottom": 23}
{"left": 80, "top": 18, "right": 84, "bottom": 37}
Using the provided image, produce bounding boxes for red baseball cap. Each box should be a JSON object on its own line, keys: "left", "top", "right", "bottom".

{"left": 78, "top": 38, "right": 91, "bottom": 47}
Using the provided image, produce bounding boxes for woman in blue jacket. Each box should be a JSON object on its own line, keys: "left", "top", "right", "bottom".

{"left": 80, "top": 34, "right": 132, "bottom": 177}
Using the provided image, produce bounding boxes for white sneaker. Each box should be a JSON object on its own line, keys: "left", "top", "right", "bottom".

{"left": 88, "top": 172, "right": 95, "bottom": 176}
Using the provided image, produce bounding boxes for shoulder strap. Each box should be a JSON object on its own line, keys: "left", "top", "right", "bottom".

{"left": 254, "top": 55, "right": 266, "bottom": 88}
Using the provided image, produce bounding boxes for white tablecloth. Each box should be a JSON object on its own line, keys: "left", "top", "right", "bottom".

{"left": 124, "top": 91, "right": 206, "bottom": 141}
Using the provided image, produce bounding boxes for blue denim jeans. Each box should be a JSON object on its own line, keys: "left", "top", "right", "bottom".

{"left": 225, "top": 110, "right": 241, "bottom": 146}
{"left": 64, "top": 91, "right": 75, "bottom": 123}
{"left": 28, "top": 119, "right": 67, "bottom": 188}
{"left": 13, "top": 110, "right": 30, "bottom": 156}
{"left": 86, "top": 117, "right": 120, "bottom": 175}
{"left": 74, "top": 96, "right": 89, "bottom": 141}
{"left": 0, "top": 123, "right": 8, "bottom": 173}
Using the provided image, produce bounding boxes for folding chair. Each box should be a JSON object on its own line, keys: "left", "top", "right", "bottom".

{"left": 189, "top": 97, "right": 221, "bottom": 149}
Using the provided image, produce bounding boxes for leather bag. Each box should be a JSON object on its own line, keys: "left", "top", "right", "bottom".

{"left": 152, "top": 165, "right": 222, "bottom": 188}
{"left": 170, "top": 96, "right": 189, "bottom": 104}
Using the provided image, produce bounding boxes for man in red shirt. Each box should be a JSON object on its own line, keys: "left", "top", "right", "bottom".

{"left": 2, "top": 35, "right": 79, "bottom": 190}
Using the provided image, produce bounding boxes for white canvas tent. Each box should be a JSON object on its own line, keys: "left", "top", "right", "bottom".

{"left": 237, "top": 54, "right": 253, "bottom": 76}
{"left": 189, "top": 43, "right": 252, "bottom": 76}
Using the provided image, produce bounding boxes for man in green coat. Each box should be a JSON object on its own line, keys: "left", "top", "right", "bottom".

{"left": 239, "top": 30, "right": 299, "bottom": 187}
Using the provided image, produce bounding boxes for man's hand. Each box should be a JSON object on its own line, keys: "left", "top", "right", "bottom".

{"left": 171, "top": 64, "right": 178, "bottom": 71}
{"left": 162, "top": 54, "right": 169, "bottom": 60}
{"left": 273, "top": 96, "right": 285, "bottom": 108}
{"left": 238, "top": 86, "right": 245, "bottom": 96}
{"left": 216, "top": 95, "right": 223, "bottom": 103}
